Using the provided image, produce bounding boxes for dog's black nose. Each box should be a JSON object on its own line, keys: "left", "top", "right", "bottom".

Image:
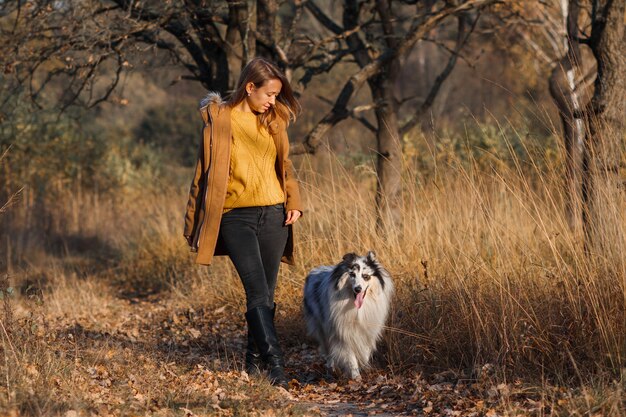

{"left": 354, "top": 285, "right": 362, "bottom": 293}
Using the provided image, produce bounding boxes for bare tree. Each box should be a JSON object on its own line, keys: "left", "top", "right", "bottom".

{"left": 548, "top": 0, "right": 595, "bottom": 231}
{"left": 294, "top": 0, "right": 494, "bottom": 233}
{"left": 0, "top": 0, "right": 341, "bottom": 108}
{"left": 580, "top": 0, "right": 626, "bottom": 252}
{"left": 499, "top": 1, "right": 607, "bottom": 234}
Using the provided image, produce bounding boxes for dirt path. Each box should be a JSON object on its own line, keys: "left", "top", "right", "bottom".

{"left": 84, "top": 294, "right": 536, "bottom": 416}
{"left": 14, "top": 286, "right": 558, "bottom": 416}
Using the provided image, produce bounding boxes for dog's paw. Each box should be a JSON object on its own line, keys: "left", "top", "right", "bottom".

{"left": 348, "top": 370, "right": 361, "bottom": 381}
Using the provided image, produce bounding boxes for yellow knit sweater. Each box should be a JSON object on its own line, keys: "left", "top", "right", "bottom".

{"left": 223, "top": 108, "right": 285, "bottom": 210}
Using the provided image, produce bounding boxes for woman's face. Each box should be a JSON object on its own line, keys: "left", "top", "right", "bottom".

{"left": 246, "top": 78, "right": 282, "bottom": 113}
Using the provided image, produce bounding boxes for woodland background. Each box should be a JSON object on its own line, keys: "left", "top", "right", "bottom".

{"left": 0, "top": 0, "right": 624, "bottom": 416}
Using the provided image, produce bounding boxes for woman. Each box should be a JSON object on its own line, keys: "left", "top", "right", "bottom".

{"left": 183, "top": 57, "right": 303, "bottom": 388}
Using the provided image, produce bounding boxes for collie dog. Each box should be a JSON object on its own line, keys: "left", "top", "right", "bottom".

{"left": 303, "top": 251, "right": 394, "bottom": 380}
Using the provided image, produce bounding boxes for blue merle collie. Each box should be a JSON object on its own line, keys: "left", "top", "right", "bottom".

{"left": 303, "top": 251, "right": 394, "bottom": 380}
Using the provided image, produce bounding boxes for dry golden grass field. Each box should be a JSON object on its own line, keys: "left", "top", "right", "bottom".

{"left": 1, "top": 129, "right": 624, "bottom": 416}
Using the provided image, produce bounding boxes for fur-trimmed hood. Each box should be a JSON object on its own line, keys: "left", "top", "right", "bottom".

{"left": 198, "top": 91, "right": 226, "bottom": 125}
{"left": 199, "top": 91, "right": 224, "bottom": 110}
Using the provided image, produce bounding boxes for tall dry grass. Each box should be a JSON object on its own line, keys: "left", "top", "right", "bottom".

{"left": 288, "top": 130, "right": 625, "bottom": 381}
{"left": 2, "top": 122, "right": 624, "bottom": 389}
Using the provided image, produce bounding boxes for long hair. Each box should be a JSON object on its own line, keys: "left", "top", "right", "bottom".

{"left": 226, "top": 57, "right": 301, "bottom": 128}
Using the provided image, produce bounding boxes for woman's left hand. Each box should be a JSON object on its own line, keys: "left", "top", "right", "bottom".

{"left": 285, "top": 210, "right": 302, "bottom": 225}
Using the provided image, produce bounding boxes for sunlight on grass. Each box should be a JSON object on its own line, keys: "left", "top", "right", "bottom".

{"left": 1, "top": 118, "right": 624, "bottom": 415}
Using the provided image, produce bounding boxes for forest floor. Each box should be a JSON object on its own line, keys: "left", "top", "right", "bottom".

{"left": 4, "top": 271, "right": 599, "bottom": 417}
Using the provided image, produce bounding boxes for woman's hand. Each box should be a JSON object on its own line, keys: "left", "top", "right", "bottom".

{"left": 285, "top": 210, "right": 301, "bottom": 225}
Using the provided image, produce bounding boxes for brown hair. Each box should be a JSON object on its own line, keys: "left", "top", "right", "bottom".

{"left": 226, "top": 57, "right": 301, "bottom": 128}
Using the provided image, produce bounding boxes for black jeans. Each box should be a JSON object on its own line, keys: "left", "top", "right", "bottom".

{"left": 219, "top": 204, "right": 288, "bottom": 311}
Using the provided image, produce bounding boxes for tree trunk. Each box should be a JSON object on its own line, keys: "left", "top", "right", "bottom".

{"left": 582, "top": 0, "right": 626, "bottom": 255}
{"left": 256, "top": 0, "right": 278, "bottom": 61}
{"left": 548, "top": 0, "right": 585, "bottom": 232}
{"left": 371, "top": 66, "right": 402, "bottom": 235}
{"left": 371, "top": 0, "right": 403, "bottom": 235}
{"left": 226, "top": 0, "right": 249, "bottom": 91}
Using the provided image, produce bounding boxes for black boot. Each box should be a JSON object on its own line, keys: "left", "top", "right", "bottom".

{"left": 245, "top": 330, "right": 261, "bottom": 374}
{"left": 245, "top": 304, "right": 275, "bottom": 374}
{"left": 245, "top": 305, "right": 288, "bottom": 388}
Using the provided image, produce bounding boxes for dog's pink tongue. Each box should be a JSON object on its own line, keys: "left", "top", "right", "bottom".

{"left": 355, "top": 292, "right": 365, "bottom": 309}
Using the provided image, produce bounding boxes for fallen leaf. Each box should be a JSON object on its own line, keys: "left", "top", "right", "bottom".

{"left": 180, "top": 407, "right": 197, "bottom": 417}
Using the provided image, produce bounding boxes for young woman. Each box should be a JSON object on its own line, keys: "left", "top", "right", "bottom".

{"left": 183, "top": 57, "right": 303, "bottom": 387}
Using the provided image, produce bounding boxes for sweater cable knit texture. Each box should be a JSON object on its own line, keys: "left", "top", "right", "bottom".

{"left": 224, "top": 108, "right": 285, "bottom": 210}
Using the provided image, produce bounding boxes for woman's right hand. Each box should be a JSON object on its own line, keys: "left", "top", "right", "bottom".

{"left": 284, "top": 210, "right": 301, "bottom": 225}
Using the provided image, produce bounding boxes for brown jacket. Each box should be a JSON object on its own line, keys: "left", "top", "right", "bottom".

{"left": 183, "top": 92, "right": 303, "bottom": 265}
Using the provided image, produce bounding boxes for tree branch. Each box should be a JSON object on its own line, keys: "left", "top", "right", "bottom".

{"left": 304, "top": 0, "right": 344, "bottom": 34}
{"left": 292, "top": 0, "right": 495, "bottom": 154}
{"left": 316, "top": 94, "right": 377, "bottom": 132}
{"left": 400, "top": 12, "right": 478, "bottom": 135}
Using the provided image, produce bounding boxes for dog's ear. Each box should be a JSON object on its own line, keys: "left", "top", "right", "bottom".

{"left": 342, "top": 253, "right": 358, "bottom": 265}
{"left": 334, "top": 253, "right": 357, "bottom": 290}
{"left": 366, "top": 251, "right": 377, "bottom": 262}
